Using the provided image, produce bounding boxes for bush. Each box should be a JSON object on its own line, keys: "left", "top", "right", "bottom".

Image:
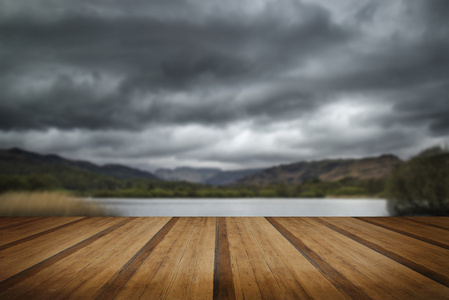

{"left": 332, "top": 187, "right": 367, "bottom": 196}
{"left": 0, "top": 175, "right": 29, "bottom": 192}
{"left": 299, "top": 190, "right": 325, "bottom": 198}
{"left": 386, "top": 147, "right": 449, "bottom": 216}
{"left": 258, "top": 189, "right": 277, "bottom": 197}
{"left": 150, "top": 188, "right": 174, "bottom": 197}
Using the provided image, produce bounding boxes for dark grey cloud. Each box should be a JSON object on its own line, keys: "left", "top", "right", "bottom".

{"left": 0, "top": 0, "right": 352, "bottom": 130}
{"left": 0, "top": 0, "right": 448, "bottom": 169}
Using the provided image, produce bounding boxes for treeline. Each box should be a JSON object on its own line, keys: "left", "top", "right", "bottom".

{"left": 0, "top": 171, "right": 386, "bottom": 198}
{"left": 92, "top": 178, "right": 383, "bottom": 198}
{"left": 0, "top": 162, "right": 124, "bottom": 192}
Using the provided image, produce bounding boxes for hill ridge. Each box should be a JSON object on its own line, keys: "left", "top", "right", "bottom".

{"left": 237, "top": 154, "right": 403, "bottom": 186}
{"left": 1, "top": 148, "right": 159, "bottom": 180}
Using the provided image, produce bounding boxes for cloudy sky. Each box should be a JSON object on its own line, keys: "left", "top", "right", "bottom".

{"left": 0, "top": 0, "right": 448, "bottom": 171}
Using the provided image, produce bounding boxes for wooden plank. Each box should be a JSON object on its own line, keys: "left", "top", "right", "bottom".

{"left": 245, "top": 218, "right": 311, "bottom": 299}
{"left": 55, "top": 217, "right": 170, "bottom": 299}
{"left": 249, "top": 218, "right": 346, "bottom": 299}
{"left": 0, "top": 217, "right": 86, "bottom": 250}
{"left": 0, "top": 218, "right": 128, "bottom": 291}
{"left": 3, "top": 217, "right": 143, "bottom": 299}
{"left": 137, "top": 218, "right": 200, "bottom": 300}
{"left": 164, "top": 218, "right": 215, "bottom": 299}
{"left": 267, "top": 217, "right": 370, "bottom": 300}
{"left": 95, "top": 217, "right": 179, "bottom": 299}
{"left": 113, "top": 217, "right": 193, "bottom": 299}
{"left": 69, "top": 217, "right": 171, "bottom": 299}
{"left": 405, "top": 217, "right": 449, "bottom": 231}
{"left": 188, "top": 217, "right": 216, "bottom": 299}
{"left": 233, "top": 218, "right": 286, "bottom": 299}
{"left": 288, "top": 217, "right": 449, "bottom": 299}
{"left": 227, "top": 217, "right": 262, "bottom": 300}
{"left": 0, "top": 217, "right": 84, "bottom": 246}
{"left": 213, "top": 217, "right": 235, "bottom": 300}
{"left": 228, "top": 218, "right": 341, "bottom": 299}
{"left": 0, "top": 217, "right": 45, "bottom": 230}
{"left": 0, "top": 217, "right": 121, "bottom": 282}
{"left": 357, "top": 217, "right": 449, "bottom": 249}
{"left": 1, "top": 216, "right": 448, "bottom": 300}
{"left": 0, "top": 217, "right": 169, "bottom": 299}
{"left": 23, "top": 218, "right": 168, "bottom": 299}
{"left": 317, "top": 217, "right": 449, "bottom": 288}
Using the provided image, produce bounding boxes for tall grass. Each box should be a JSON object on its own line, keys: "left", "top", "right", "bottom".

{"left": 0, "top": 192, "right": 111, "bottom": 216}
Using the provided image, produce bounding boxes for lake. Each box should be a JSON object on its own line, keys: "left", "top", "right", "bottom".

{"left": 89, "top": 198, "right": 391, "bottom": 217}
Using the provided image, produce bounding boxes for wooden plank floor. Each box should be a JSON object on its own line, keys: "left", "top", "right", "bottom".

{"left": 0, "top": 217, "right": 448, "bottom": 299}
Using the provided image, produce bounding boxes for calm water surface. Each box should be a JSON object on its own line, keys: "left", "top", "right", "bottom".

{"left": 90, "top": 198, "right": 390, "bottom": 216}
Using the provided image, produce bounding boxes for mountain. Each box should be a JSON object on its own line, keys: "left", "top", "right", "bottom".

{"left": 155, "top": 167, "right": 221, "bottom": 183}
{"left": 205, "top": 168, "right": 264, "bottom": 186}
{"left": 1, "top": 148, "right": 403, "bottom": 187}
{"left": 237, "top": 154, "right": 403, "bottom": 186}
{"left": 155, "top": 167, "right": 265, "bottom": 185}
{"left": 0, "top": 148, "right": 159, "bottom": 180}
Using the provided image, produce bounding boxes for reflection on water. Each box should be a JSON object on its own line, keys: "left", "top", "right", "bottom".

{"left": 89, "top": 198, "right": 390, "bottom": 217}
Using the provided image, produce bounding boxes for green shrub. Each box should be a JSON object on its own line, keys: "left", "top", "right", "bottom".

{"left": 258, "top": 189, "right": 277, "bottom": 197}
{"left": 0, "top": 175, "right": 29, "bottom": 192}
{"left": 299, "top": 190, "right": 325, "bottom": 198}
{"left": 386, "top": 147, "right": 449, "bottom": 216}
{"left": 332, "top": 187, "right": 367, "bottom": 196}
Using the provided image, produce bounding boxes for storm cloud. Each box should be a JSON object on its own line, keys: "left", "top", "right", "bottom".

{"left": 0, "top": 0, "right": 448, "bottom": 170}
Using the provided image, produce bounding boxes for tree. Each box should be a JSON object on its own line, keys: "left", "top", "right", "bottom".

{"left": 386, "top": 146, "right": 449, "bottom": 215}
{"left": 0, "top": 175, "right": 29, "bottom": 192}
{"left": 27, "top": 174, "right": 51, "bottom": 191}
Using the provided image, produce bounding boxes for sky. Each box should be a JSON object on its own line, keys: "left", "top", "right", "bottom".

{"left": 0, "top": 0, "right": 448, "bottom": 171}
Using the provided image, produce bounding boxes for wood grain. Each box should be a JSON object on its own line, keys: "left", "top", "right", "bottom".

{"left": 0, "top": 217, "right": 45, "bottom": 230}
{"left": 246, "top": 218, "right": 339, "bottom": 299}
{"left": 357, "top": 217, "right": 449, "bottom": 249}
{"left": 0, "top": 218, "right": 128, "bottom": 292}
{"left": 71, "top": 217, "right": 171, "bottom": 299}
{"left": 14, "top": 218, "right": 142, "bottom": 300}
{"left": 234, "top": 218, "right": 286, "bottom": 299}
{"left": 267, "top": 217, "right": 370, "bottom": 300}
{"left": 188, "top": 217, "right": 216, "bottom": 299}
{"left": 213, "top": 217, "right": 235, "bottom": 300}
{"left": 0, "top": 217, "right": 170, "bottom": 299}
{"left": 0, "top": 216, "right": 448, "bottom": 300}
{"left": 317, "top": 217, "right": 449, "bottom": 288}
{"left": 0, "top": 217, "right": 86, "bottom": 251}
{"left": 405, "top": 217, "right": 449, "bottom": 231}
{"left": 227, "top": 217, "right": 262, "bottom": 300}
{"left": 114, "top": 217, "right": 192, "bottom": 299}
{"left": 293, "top": 217, "right": 449, "bottom": 299}
{"left": 96, "top": 217, "right": 178, "bottom": 300}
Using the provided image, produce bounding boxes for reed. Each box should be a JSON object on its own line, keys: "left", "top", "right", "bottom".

{"left": 0, "top": 191, "right": 110, "bottom": 216}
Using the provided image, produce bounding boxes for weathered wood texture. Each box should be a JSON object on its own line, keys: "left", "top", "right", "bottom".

{"left": 0, "top": 217, "right": 448, "bottom": 299}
